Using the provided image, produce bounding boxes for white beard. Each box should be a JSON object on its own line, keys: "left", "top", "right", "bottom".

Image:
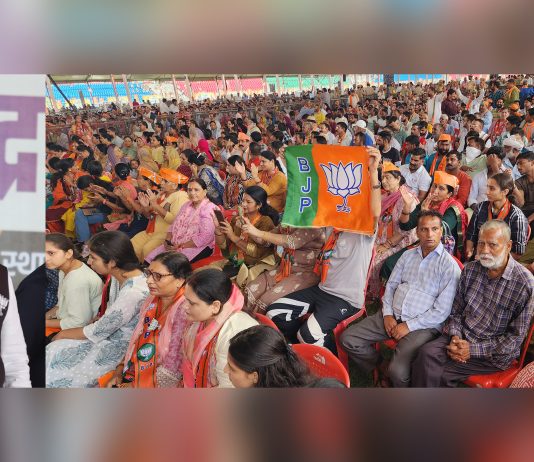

{"left": 479, "top": 250, "right": 507, "bottom": 269}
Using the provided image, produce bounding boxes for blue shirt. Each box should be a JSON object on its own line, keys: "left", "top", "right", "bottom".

{"left": 382, "top": 243, "right": 461, "bottom": 332}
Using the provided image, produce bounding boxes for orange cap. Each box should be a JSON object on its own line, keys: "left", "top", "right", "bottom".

{"left": 438, "top": 134, "right": 452, "bottom": 142}
{"left": 159, "top": 168, "right": 189, "bottom": 185}
{"left": 238, "top": 132, "right": 251, "bottom": 141}
{"left": 434, "top": 171, "right": 458, "bottom": 189}
{"left": 165, "top": 136, "right": 178, "bottom": 143}
{"left": 138, "top": 167, "right": 162, "bottom": 185}
{"left": 382, "top": 161, "right": 400, "bottom": 173}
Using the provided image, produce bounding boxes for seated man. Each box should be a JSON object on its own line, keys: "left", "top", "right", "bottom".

{"left": 340, "top": 211, "right": 461, "bottom": 387}
{"left": 412, "top": 220, "right": 534, "bottom": 387}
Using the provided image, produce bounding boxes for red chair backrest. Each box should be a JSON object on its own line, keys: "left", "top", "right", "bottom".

{"left": 452, "top": 255, "right": 464, "bottom": 270}
{"left": 255, "top": 313, "right": 279, "bottom": 331}
{"left": 518, "top": 319, "right": 534, "bottom": 370}
{"left": 292, "top": 343, "right": 350, "bottom": 387}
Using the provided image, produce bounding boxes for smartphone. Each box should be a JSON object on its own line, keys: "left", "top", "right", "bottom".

{"left": 214, "top": 209, "right": 225, "bottom": 225}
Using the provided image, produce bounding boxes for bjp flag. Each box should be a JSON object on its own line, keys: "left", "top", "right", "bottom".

{"left": 281, "top": 145, "right": 374, "bottom": 235}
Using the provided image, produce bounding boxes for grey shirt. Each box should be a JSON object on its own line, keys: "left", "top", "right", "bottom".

{"left": 319, "top": 230, "right": 376, "bottom": 308}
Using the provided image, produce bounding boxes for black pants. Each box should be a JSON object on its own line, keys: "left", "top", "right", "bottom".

{"left": 411, "top": 334, "right": 502, "bottom": 387}
{"left": 266, "top": 285, "right": 357, "bottom": 353}
{"left": 189, "top": 247, "right": 214, "bottom": 264}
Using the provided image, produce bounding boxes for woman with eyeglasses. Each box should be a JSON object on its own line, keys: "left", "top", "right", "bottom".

{"left": 105, "top": 252, "right": 192, "bottom": 388}
{"left": 46, "top": 231, "right": 149, "bottom": 388}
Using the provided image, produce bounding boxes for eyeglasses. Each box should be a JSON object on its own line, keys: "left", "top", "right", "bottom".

{"left": 143, "top": 268, "right": 173, "bottom": 282}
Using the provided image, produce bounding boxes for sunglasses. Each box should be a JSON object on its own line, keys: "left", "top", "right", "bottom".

{"left": 143, "top": 268, "right": 173, "bottom": 282}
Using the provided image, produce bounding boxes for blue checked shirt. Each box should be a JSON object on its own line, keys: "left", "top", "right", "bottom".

{"left": 382, "top": 243, "right": 461, "bottom": 332}
{"left": 444, "top": 258, "right": 534, "bottom": 369}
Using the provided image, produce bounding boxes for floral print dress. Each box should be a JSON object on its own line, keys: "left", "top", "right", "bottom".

{"left": 46, "top": 275, "right": 149, "bottom": 388}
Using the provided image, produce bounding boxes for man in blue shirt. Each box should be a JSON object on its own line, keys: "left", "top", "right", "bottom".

{"left": 340, "top": 211, "right": 461, "bottom": 387}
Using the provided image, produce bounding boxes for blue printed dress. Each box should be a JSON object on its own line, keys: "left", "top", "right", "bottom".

{"left": 46, "top": 275, "right": 149, "bottom": 388}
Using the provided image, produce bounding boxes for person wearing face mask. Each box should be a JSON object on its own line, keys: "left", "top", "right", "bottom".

{"left": 502, "top": 137, "right": 524, "bottom": 180}
{"left": 461, "top": 135, "right": 488, "bottom": 179}
{"left": 465, "top": 173, "right": 528, "bottom": 261}
{"left": 412, "top": 220, "right": 534, "bottom": 388}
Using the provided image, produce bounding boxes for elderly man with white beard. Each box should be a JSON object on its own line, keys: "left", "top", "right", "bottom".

{"left": 411, "top": 220, "right": 534, "bottom": 387}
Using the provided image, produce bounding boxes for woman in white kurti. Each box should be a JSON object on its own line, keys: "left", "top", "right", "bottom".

{"left": 46, "top": 231, "right": 149, "bottom": 388}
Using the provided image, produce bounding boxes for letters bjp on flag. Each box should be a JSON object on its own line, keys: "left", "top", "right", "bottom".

{"left": 282, "top": 145, "right": 374, "bottom": 234}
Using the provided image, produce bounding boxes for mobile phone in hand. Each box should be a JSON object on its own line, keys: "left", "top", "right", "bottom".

{"left": 214, "top": 209, "right": 225, "bottom": 225}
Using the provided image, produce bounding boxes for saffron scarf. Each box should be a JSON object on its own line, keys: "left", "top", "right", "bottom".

{"left": 488, "top": 199, "right": 511, "bottom": 221}
{"left": 432, "top": 197, "right": 468, "bottom": 255}
{"left": 145, "top": 194, "right": 168, "bottom": 234}
{"left": 429, "top": 153, "right": 447, "bottom": 176}
{"left": 182, "top": 285, "right": 244, "bottom": 388}
{"left": 314, "top": 229, "right": 341, "bottom": 283}
{"left": 123, "top": 287, "right": 185, "bottom": 388}
{"left": 275, "top": 226, "right": 295, "bottom": 283}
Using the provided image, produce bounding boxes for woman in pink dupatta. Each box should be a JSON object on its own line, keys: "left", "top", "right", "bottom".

{"left": 106, "top": 252, "right": 192, "bottom": 388}
{"left": 181, "top": 269, "right": 258, "bottom": 388}
{"left": 145, "top": 178, "right": 219, "bottom": 263}
{"left": 367, "top": 162, "right": 419, "bottom": 299}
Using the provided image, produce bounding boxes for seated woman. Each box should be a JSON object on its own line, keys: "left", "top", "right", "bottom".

{"left": 161, "top": 137, "right": 181, "bottom": 170}
{"left": 241, "top": 222, "right": 326, "bottom": 314}
{"left": 380, "top": 171, "right": 468, "bottom": 281}
{"left": 465, "top": 172, "right": 528, "bottom": 260}
{"left": 146, "top": 178, "right": 219, "bottom": 264}
{"left": 61, "top": 175, "right": 95, "bottom": 238}
{"left": 45, "top": 233, "right": 103, "bottom": 333}
{"left": 46, "top": 158, "right": 77, "bottom": 233}
{"left": 150, "top": 134, "right": 165, "bottom": 166}
{"left": 223, "top": 155, "right": 252, "bottom": 211}
{"left": 181, "top": 269, "right": 258, "bottom": 388}
{"left": 226, "top": 325, "right": 345, "bottom": 388}
{"left": 213, "top": 186, "right": 278, "bottom": 285}
{"left": 46, "top": 231, "right": 149, "bottom": 388}
{"left": 186, "top": 149, "right": 225, "bottom": 205}
{"left": 136, "top": 132, "right": 160, "bottom": 172}
{"left": 236, "top": 150, "right": 288, "bottom": 213}
{"left": 367, "top": 162, "right": 419, "bottom": 299}
{"left": 130, "top": 168, "right": 189, "bottom": 262}
{"left": 106, "top": 252, "right": 192, "bottom": 388}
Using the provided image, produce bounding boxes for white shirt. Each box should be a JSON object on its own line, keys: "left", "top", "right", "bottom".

{"left": 427, "top": 92, "right": 446, "bottom": 124}
{"left": 337, "top": 131, "right": 353, "bottom": 146}
{"left": 1, "top": 276, "right": 31, "bottom": 387}
{"left": 323, "top": 131, "right": 337, "bottom": 145}
{"left": 390, "top": 137, "right": 401, "bottom": 152}
{"left": 169, "top": 104, "right": 179, "bottom": 113}
{"left": 400, "top": 164, "right": 432, "bottom": 196}
{"left": 468, "top": 166, "right": 507, "bottom": 207}
{"left": 159, "top": 101, "right": 170, "bottom": 114}
{"left": 456, "top": 88, "right": 485, "bottom": 115}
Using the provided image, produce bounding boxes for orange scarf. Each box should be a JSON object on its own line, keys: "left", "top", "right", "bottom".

{"left": 275, "top": 227, "right": 294, "bottom": 282}
{"left": 124, "top": 287, "right": 185, "bottom": 388}
{"left": 235, "top": 213, "right": 261, "bottom": 262}
{"left": 314, "top": 229, "right": 341, "bottom": 283}
{"left": 488, "top": 200, "right": 511, "bottom": 221}
{"left": 260, "top": 168, "right": 279, "bottom": 185}
{"left": 429, "top": 153, "right": 447, "bottom": 176}
{"left": 145, "top": 195, "right": 167, "bottom": 234}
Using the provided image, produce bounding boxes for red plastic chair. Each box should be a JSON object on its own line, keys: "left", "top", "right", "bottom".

{"left": 255, "top": 313, "right": 280, "bottom": 331}
{"left": 334, "top": 249, "right": 376, "bottom": 371}
{"left": 464, "top": 320, "right": 534, "bottom": 388}
{"left": 292, "top": 343, "right": 350, "bottom": 387}
{"left": 190, "top": 245, "right": 224, "bottom": 270}
{"left": 452, "top": 255, "right": 464, "bottom": 270}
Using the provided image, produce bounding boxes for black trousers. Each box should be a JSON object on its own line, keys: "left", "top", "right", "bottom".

{"left": 266, "top": 285, "right": 357, "bottom": 353}
{"left": 411, "top": 334, "right": 502, "bottom": 387}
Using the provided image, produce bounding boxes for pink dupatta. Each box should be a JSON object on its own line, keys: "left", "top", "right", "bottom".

{"left": 181, "top": 285, "right": 244, "bottom": 388}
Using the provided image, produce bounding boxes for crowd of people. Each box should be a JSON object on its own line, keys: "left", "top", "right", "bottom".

{"left": 40, "top": 74, "right": 534, "bottom": 388}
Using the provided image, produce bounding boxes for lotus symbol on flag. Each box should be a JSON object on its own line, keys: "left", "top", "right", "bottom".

{"left": 320, "top": 162, "right": 363, "bottom": 213}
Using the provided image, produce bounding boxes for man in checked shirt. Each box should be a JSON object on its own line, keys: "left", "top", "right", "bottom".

{"left": 412, "top": 220, "right": 534, "bottom": 387}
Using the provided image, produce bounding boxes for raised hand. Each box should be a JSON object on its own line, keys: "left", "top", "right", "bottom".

{"left": 366, "top": 147, "right": 381, "bottom": 172}
{"left": 241, "top": 216, "right": 260, "bottom": 237}
{"left": 138, "top": 192, "right": 150, "bottom": 208}
{"left": 250, "top": 163, "right": 259, "bottom": 179}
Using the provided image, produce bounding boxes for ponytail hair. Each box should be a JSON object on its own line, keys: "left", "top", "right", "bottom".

{"left": 244, "top": 186, "right": 280, "bottom": 225}
{"left": 490, "top": 172, "right": 516, "bottom": 205}
{"left": 259, "top": 150, "right": 283, "bottom": 172}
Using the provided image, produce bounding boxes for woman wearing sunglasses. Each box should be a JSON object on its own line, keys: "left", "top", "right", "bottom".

{"left": 106, "top": 252, "right": 193, "bottom": 388}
